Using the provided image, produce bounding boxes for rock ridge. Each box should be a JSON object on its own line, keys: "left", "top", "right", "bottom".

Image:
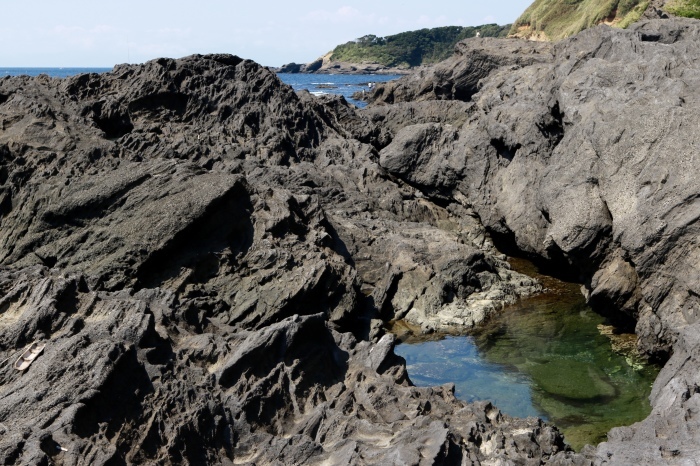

{"left": 0, "top": 53, "right": 562, "bottom": 464}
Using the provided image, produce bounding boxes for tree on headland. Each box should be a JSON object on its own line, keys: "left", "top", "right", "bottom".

{"left": 329, "top": 24, "right": 510, "bottom": 69}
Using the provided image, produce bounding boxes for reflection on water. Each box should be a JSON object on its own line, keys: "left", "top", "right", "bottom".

{"left": 398, "top": 335, "right": 544, "bottom": 418}
{"left": 393, "top": 258, "right": 660, "bottom": 451}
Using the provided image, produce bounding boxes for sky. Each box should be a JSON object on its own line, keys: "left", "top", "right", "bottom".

{"left": 0, "top": 0, "right": 533, "bottom": 68}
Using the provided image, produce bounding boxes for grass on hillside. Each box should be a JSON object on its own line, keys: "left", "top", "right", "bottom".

{"left": 329, "top": 24, "right": 509, "bottom": 68}
{"left": 665, "top": 0, "right": 700, "bottom": 18}
{"left": 510, "top": 0, "right": 649, "bottom": 40}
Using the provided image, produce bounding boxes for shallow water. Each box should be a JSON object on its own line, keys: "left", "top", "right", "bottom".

{"left": 393, "top": 258, "right": 660, "bottom": 451}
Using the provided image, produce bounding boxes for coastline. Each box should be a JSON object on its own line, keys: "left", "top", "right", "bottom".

{"left": 270, "top": 62, "right": 417, "bottom": 75}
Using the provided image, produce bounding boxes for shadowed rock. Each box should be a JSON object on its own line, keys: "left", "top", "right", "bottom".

{"left": 0, "top": 53, "right": 560, "bottom": 464}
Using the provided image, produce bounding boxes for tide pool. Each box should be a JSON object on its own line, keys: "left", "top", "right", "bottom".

{"left": 393, "top": 258, "right": 660, "bottom": 451}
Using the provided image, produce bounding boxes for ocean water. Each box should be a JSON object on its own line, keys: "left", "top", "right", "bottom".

{"left": 0, "top": 67, "right": 112, "bottom": 78}
{"left": 277, "top": 73, "right": 401, "bottom": 108}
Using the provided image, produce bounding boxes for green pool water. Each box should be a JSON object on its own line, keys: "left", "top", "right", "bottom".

{"left": 393, "top": 259, "right": 660, "bottom": 451}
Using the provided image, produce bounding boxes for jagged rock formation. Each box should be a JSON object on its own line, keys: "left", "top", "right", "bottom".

{"left": 3, "top": 14, "right": 699, "bottom": 465}
{"left": 0, "top": 54, "right": 557, "bottom": 464}
{"left": 367, "top": 18, "right": 700, "bottom": 464}
{"left": 368, "top": 38, "right": 554, "bottom": 104}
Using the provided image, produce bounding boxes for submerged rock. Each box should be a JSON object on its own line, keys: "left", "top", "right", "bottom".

{"left": 529, "top": 360, "right": 616, "bottom": 400}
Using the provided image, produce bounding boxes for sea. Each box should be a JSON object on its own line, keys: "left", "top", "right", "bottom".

{"left": 276, "top": 73, "right": 402, "bottom": 108}
{"left": 0, "top": 68, "right": 401, "bottom": 108}
{"left": 0, "top": 67, "right": 112, "bottom": 78}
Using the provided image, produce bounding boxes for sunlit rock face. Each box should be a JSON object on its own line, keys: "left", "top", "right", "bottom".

{"left": 368, "top": 18, "right": 700, "bottom": 463}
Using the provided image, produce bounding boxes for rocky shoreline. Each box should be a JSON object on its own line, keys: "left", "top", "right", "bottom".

{"left": 0, "top": 17, "right": 697, "bottom": 465}
{"left": 274, "top": 60, "right": 415, "bottom": 75}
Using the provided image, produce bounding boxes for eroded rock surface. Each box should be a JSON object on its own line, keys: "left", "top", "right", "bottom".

{"left": 368, "top": 18, "right": 700, "bottom": 464}
{"left": 0, "top": 55, "right": 556, "bottom": 464}
{"left": 3, "top": 15, "right": 698, "bottom": 463}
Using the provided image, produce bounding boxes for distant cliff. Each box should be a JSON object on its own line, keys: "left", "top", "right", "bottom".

{"left": 278, "top": 24, "right": 510, "bottom": 74}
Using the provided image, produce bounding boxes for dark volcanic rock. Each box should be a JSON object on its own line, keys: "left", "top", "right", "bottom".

{"left": 277, "top": 62, "right": 304, "bottom": 73}
{"left": 369, "top": 37, "right": 553, "bottom": 104}
{"left": 8, "top": 14, "right": 699, "bottom": 460}
{"left": 366, "top": 18, "right": 700, "bottom": 463}
{"left": 0, "top": 54, "right": 556, "bottom": 464}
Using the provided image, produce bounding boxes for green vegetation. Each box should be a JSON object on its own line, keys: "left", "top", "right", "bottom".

{"left": 666, "top": 0, "right": 700, "bottom": 18}
{"left": 329, "top": 24, "right": 510, "bottom": 68}
{"left": 509, "top": 0, "right": 650, "bottom": 40}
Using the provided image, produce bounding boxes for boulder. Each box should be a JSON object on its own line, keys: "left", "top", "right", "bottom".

{"left": 278, "top": 62, "right": 304, "bottom": 73}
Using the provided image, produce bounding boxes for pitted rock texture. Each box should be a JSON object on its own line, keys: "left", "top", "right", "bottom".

{"left": 368, "top": 18, "right": 700, "bottom": 464}
{"left": 0, "top": 54, "right": 556, "bottom": 464}
{"left": 368, "top": 37, "right": 553, "bottom": 104}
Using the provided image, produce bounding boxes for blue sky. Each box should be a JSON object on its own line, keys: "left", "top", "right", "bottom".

{"left": 1, "top": 0, "right": 533, "bottom": 67}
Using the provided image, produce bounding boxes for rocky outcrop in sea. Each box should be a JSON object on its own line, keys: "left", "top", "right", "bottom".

{"left": 275, "top": 58, "right": 413, "bottom": 75}
{"left": 0, "top": 16, "right": 698, "bottom": 465}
